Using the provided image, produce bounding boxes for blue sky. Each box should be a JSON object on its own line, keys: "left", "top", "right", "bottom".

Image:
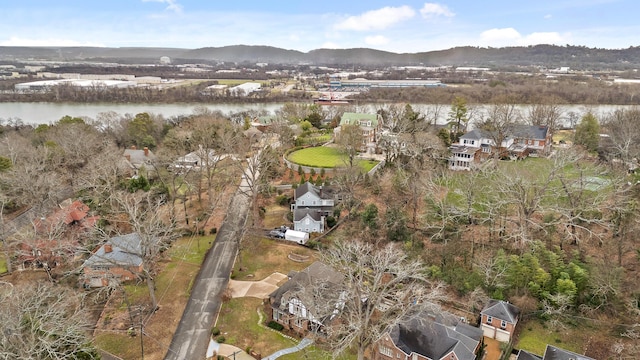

{"left": 1, "top": 0, "right": 637, "bottom": 53}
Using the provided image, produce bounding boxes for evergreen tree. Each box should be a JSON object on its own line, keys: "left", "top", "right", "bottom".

{"left": 574, "top": 112, "right": 600, "bottom": 152}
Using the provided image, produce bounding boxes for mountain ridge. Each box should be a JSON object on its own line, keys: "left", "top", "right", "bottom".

{"left": 2, "top": 44, "right": 640, "bottom": 70}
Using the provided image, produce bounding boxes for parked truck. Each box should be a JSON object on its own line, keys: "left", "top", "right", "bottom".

{"left": 284, "top": 229, "right": 309, "bottom": 245}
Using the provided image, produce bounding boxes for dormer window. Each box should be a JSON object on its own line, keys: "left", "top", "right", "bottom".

{"left": 486, "top": 315, "right": 493, "bottom": 324}
{"left": 501, "top": 320, "right": 507, "bottom": 329}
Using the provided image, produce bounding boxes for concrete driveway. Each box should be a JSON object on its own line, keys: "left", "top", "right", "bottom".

{"left": 228, "top": 272, "right": 287, "bottom": 298}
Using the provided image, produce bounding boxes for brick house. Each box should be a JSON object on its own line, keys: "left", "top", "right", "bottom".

{"left": 372, "top": 312, "right": 483, "bottom": 360}
{"left": 480, "top": 299, "right": 520, "bottom": 342}
{"left": 335, "top": 112, "right": 382, "bottom": 154}
{"left": 16, "top": 199, "right": 98, "bottom": 270}
{"left": 82, "top": 233, "right": 145, "bottom": 287}
{"left": 267, "top": 261, "right": 343, "bottom": 336}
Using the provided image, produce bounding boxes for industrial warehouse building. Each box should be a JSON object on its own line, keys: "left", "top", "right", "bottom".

{"left": 14, "top": 78, "right": 136, "bottom": 91}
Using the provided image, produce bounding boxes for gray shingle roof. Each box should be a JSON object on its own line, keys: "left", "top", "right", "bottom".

{"left": 517, "top": 349, "right": 543, "bottom": 360}
{"left": 293, "top": 208, "right": 323, "bottom": 221}
{"left": 269, "top": 261, "right": 343, "bottom": 310}
{"left": 389, "top": 314, "right": 482, "bottom": 360}
{"left": 295, "top": 182, "right": 334, "bottom": 200}
{"left": 123, "top": 148, "right": 156, "bottom": 167}
{"left": 481, "top": 299, "right": 520, "bottom": 323}
{"left": 543, "top": 345, "right": 595, "bottom": 360}
{"left": 461, "top": 124, "right": 549, "bottom": 142}
{"left": 83, "top": 233, "right": 144, "bottom": 268}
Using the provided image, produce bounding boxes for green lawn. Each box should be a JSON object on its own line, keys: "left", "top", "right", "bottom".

{"left": 0, "top": 257, "right": 7, "bottom": 274}
{"left": 216, "top": 298, "right": 297, "bottom": 356}
{"left": 288, "top": 146, "right": 348, "bottom": 168}
{"left": 516, "top": 320, "right": 584, "bottom": 354}
{"left": 287, "top": 146, "right": 379, "bottom": 172}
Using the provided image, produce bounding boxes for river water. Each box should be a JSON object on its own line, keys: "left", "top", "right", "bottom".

{"left": 0, "top": 102, "right": 632, "bottom": 126}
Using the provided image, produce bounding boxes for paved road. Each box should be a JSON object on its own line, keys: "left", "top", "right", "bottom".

{"left": 164, "top": 179, "right": 252, "bottom": 360}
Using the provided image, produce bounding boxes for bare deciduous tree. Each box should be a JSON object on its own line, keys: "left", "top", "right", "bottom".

{"left": 310, "top": 239, "right": 446, "bottom": 360}
{"left": 0, "top": 282, "right": 99, "bottom": 359}
{"left": 106, "top": 192, "right": 177, "bottom": 311}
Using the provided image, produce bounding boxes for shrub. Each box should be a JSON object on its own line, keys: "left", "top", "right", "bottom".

{"left": 276, "top": 194, "right": 290, "bottom": 206}
{"left": 267, "top": 321, "right": 284, "bottom": 331}
{"left": 209, "top": 227, "right": 217, "bottom": 234}
{"left": 211, "top": 327, "right": 221, "bottom": 336}
{"left": 326, "top": 216, "right": 337, "bottom": 228}
{"left": 216, "top": 336, "right": 226, "bottom": 343}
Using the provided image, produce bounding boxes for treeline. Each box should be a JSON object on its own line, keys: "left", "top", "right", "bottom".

{"left": 353, "top": 76, "right": 640, "bottom": 105}
{"left": 0, "top": 82, "right": 313, "bottom": 103}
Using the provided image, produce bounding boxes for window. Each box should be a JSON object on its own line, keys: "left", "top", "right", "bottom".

{"left": 379, "top": 345, "right": 393, "bottom": 357}
{"left": 486, "top": 315, "right": 493, "bottom": 324}
{"left": 482, "top": 147, "right": 491, "bottom": 153}
{"left": 294, "top": 317, "right": 305, "bottom": 328}
{"left": 501, "top": 320, "right": 507, "bottom": 329}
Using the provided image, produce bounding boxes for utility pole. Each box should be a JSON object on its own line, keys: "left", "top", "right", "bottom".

{"left": 140, "top": 319, "right": 144, "bottom": 360}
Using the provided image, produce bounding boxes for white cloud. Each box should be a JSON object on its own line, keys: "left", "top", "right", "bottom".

{"left": 479, "top": 28, "right": 568, "bottom": 47}
{"left": 320, "top": 41, "right": 341, "bottom": 49}
{"left": 480, "top": 28, "right": 521, "bottom": 43}
{"left": 334, "top": 6, "right": 415, "bottom": 31}
{"left": 142, "top": 0, "right": 183, "bottom": 14}
{"left": 420, "top": 3, "right": 455, "bottom": 19}
{"left": 365, "top": 35, "right": 390, "bottom": 46}
{"left": 544, "top": 14, "right": 552, "bottom": 19}
{"left": 522, "top": 32, "right": 566, "bottom": 45}
{"left": 0, "top": 36, "right": 105, "bottom": 47}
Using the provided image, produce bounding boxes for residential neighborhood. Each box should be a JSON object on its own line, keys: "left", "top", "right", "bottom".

{"left": 3, "top": 33, "right": 640, "bottom": 360}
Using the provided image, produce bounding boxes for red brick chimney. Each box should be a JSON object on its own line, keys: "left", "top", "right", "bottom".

{"left": 131, "top": 145, "right": 137, "bottom": 150}
{"left": 125, "top": 154, "right": 131, "bottom": 161}
{"left": 143, "top": 147, "right": 149, "bottom": 157}
{"left": 104, "top": 243, "right": 113, "bottom": 253}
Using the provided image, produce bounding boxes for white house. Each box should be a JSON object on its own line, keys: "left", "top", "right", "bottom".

{"left": 290, "top": 182, "right": 335, "bottom": 233}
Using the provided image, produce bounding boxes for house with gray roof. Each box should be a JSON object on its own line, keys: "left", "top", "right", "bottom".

{"left": 516, "top": 349, "right": 543, "bottom": 360}
{"left": 372, "top": 312, "right": 483, "bottom": 360}
{"left": 82, "top": 233, "right": 145, "bottom": 287}
{"left": 123, "top": 145, "right": 157, "bottom": 178}
{"left": 293, "top": 208, "right": 325, "bottom": 233}
{"left": 290, "top": 182, "right": 335, "bottom": 233}
{"left": 267, "top": 261, "right": 344, "bottom": 335}
{"left": 542, "top": 345, "right": 594, "bottom": 360}
{"left": 480, "top": 299, "right": 520, "bottom": 342}
{"left": 448, "top": 124, "right": 551, "bottom": 170}
{"left": 516, "top": 344, "right": 595, "bottom": 360}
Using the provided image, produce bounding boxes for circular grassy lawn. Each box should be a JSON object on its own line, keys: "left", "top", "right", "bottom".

{"left": 288, "top": 146, "right": 347, "bottom": 168}
{"left": 287, "top": 146, "right": 379, "bottom": 172}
